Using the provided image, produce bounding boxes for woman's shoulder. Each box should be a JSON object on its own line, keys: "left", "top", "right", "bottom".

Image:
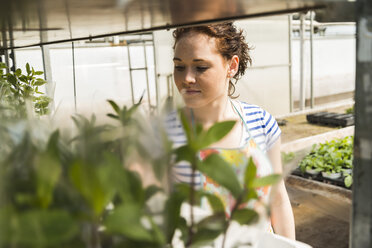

{"left": 235, "top": 100, "right": 267, "bottom": 119}
{"left": 235, "top": 100, "right": 281, "bottom": 150}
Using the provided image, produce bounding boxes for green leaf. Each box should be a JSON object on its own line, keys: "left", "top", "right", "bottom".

{"left": 242, "top": 189, "right": 258, "bottom": 203}
{"left": 125, "top": 170, "right": 145, "bottom": 204}
{"left": 15, "top": 68, "right": 22, "bottom": 76}
{"left": 197, "top": 154, "right": 242, "bottom": 198}
{"left": 69, "top": 160, "right": 115, "bottom": 216}
{"left": 189, "top": 213, "right": 226, "bottom": 247}
{"left": 174, "top": 145, "right": 194, "bottom": 163}
{"left": 195, "top": 123, "right": 203, "bottom": 136}
{"left": 203, "top": 193, "right": 225, "bottom": 213}
{"left": 231, "top": 208, "right": 259, "bottom": 225}
{"left": 244, "top": 157, "right": 257, "bottom": 188}
{"left": 175, "top": 184, "right": 225, "bottom": 213}
{"left": 164, "top": 191, "right": 186, "bottom": 243}
{"left": 107, "top": 100, "right": 120, "bottom": 114}
{"left": 26, "top": 63, "right": 31, "bottom": 75}
{"left": 7, "top": 74, "right": 17, "bottom": 86}
{"left": 179, "top": 109, "right": 194, "bottom": 146}
{"left": 107, "top": 113, "right": 119, "bottom": 120}
{"left": 35, "top": 153, "right": 62, "bottom": 208}
{"left": 10, "top": 210, "right": 78, "bottom": 247}
{"left": 190, "top": 228, "right": 223, "bottom": 248}
{"left": 148, "top": 216, "right": 166, "bottom": 245}
{"left": 101, "top": 153, "right": 144, "bottom": 205}
{"left": 196, "top": 212, "right": 226, "bottom": 231}
{"left": 145, "top": 185, "right": 162, "bottom": 201}
{"left": 251, "top": 174, "right": 281, "bottom": 188}
{"left": 19, "top": 75, "right": 28, "bottom": 83}
{"left": 34, "top": 71, "right": 44, "bottom": 75}
{"left": 105, "top": 204, "right": 154, "bottom": 242}
{"left": 198, "top": 120, "right": 236, "bottom": 149}
{"left": 34, "top": 78, "right": 46, "bottom": 86}
{"left": 344, "top": 174, "right": 353, "bottom": 188}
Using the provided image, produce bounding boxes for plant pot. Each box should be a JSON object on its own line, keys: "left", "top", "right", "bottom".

{"left": 322, "top": 171, "right": 341, "bottom": 179}
{"left": 305, "top": 168, "right": 320, "bottom": 175}
{"left": 343, "top": 168, "right": 352, "bottom": 175}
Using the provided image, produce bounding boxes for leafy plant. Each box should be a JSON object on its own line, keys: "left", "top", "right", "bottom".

{"left": 0, "top": 100, "right": 281, "bottom": 248}
{"left": 172, "top": 111, "right": 281, "bottom": 247}
{"left": 0, "top": 62, "right": 51, "bottom": 118}
{"left": 299, "top": 136, "right": 354, "bottom": 187}
{"left": 281, "top": 151, "right": 295, "bottom": 164}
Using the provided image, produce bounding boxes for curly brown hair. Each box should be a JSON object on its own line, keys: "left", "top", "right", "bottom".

{"left": 173, "top": 22, "right": 252, "bottom": 98}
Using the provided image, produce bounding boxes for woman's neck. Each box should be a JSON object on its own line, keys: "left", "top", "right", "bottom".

{"left": 188, "top": 96, "right": 237, "bottom": 128}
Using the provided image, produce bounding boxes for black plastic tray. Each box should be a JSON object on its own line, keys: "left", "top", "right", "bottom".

{"left": 306, "top": 112, "right": 354, "bottom": 127}
{"left": 291, "top": 168, "right": 351, "bottom": 189}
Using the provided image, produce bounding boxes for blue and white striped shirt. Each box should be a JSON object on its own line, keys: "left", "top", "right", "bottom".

{"left": 165, "top": 100, "right": 281, "bottom": 185}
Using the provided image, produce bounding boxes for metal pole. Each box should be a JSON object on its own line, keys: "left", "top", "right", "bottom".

{"left": 310, "top": 10, "right": 314, "bottom": 108}
{"left": 1, "top": 26, "right": 9, "bottom": 74}
{"left": 39, "top": 1, "right": 54, "bottom": 112}
{"left": 7, "top": 17, "right": 16, "bottom": 72}
{"left": 288, "top": 14, "right": 293, "bottom": 113}
{"left": 143, "top": 39, "right": 151, "bottom": 110}
{"left": 299, "top": 12, "right": 306, "bottom": 111}
{"left": 166, "top": 74, "right": 171, "bottom": 98}
{"left": 126, "top": 43, "right": 135, "bottom": 105}
{"left": 71, "top": 42, "right": 77, "bottom": 112}
{"left": 351, "top": 1, "right": 372, "bottom": 247}
{"left": 41, "top": 45, "right": 54, "bottom": 111}
{"left": 152, "top": 32, "right": 160, "bottom": 112}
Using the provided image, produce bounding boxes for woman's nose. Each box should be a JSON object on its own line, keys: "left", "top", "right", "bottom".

{"left": 184, "top": 68, "right": 196, "bottom": 84}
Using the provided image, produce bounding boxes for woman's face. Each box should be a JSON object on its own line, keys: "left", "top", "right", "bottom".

{"left": 173, "top": 32, "right": 230, "bottom": 109}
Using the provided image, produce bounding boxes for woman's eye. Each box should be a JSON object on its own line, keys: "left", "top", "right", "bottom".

{"left": 196, "top": 67, "right": 208, "bottom": 72}
{"left": 174, "top": 66, "right": 185, "bottom": 71}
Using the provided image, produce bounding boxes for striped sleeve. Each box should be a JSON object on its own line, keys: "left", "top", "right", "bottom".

{"left": 165, "top": 111, "right": 201, "bottom": 187}
{"left": 165, "top": 110, "right": 188, "bottom": 148}
{"left": 262, "top": 109, "right": 281, "bottom": 150}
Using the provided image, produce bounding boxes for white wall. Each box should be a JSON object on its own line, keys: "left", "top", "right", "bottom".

{"left": 235, "top": 15, "right": 291, "bottom": 116}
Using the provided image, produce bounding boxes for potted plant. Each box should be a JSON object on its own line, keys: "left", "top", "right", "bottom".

{"left": 298, "top": 136, "right": 354, "bottom": 186}
{"left": 299, "top": 156, "right": 322, "bottom": 175}
{"left": 0, "top": 62, "right": 51, "bottom": 119}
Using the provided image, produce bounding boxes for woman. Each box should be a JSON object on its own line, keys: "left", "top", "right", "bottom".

{"left": 166, "top": 22, "right": 295, "bottom": 239}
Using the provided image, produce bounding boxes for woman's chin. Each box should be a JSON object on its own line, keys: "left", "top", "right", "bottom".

{"left": 183, "top": 99, "right": 204, "bottom": 109}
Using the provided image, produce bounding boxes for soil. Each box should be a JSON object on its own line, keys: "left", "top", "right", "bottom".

{"left": 286, "top": 175, "right": 351, "bottom": 248}
{"left": 291, "top": 200, "right": 349, "bottom": 248}
{"left": 279, "top": 105, "right": 353, "bottom": 144}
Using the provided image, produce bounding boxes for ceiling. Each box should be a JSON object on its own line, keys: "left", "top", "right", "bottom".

{"left": 0, "top": 0, "right": 353, "bottom": 49}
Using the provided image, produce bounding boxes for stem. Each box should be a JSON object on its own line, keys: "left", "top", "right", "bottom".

{"left": 90, "top": 221, "right": 101, "bottom": 248}
{"left": 186, "top": 157, "right": 197, "bottom": 247}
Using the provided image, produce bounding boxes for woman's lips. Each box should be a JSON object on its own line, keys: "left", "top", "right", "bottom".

{"left": 181, "top": 88, "right": 201, "bottom": 95}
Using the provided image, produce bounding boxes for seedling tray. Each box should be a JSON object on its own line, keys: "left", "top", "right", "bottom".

{"left": 306, "top": 112, "right": 354, "bottom": 127}
{"left": 291, "top": 168, "right": 351, "bottom": 189}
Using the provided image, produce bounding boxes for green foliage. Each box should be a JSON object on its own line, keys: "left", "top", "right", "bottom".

{"left": 173, "top": 111, "right": 280, "bottom": 247}
{"left": 345, "top": 106, "right": 354, "bottom": 114}
{"left": 197, "top": 154, "right": 243, "bottom": 198}
{"left": 281, "top": 151, "right": 295, "bottom": 164}
{"left": 0, "top": 100, "right": 281, "bottom": 248}
{"left": 299, "top": 136, "right": 354, "bottom": 187}
{"left": 344, "top": 173, "right": 353, "bottom": 188}
{"left": 0, "top": 62, "right": 51, "bottom": 118}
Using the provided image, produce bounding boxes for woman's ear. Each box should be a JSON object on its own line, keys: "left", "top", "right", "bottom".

{"left": 228, "top": 55, "right": 239, "bottom": 77}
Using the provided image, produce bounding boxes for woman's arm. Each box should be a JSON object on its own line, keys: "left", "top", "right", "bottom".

{"left": 267, "top": 136, "right": 296, "bottom": 240}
